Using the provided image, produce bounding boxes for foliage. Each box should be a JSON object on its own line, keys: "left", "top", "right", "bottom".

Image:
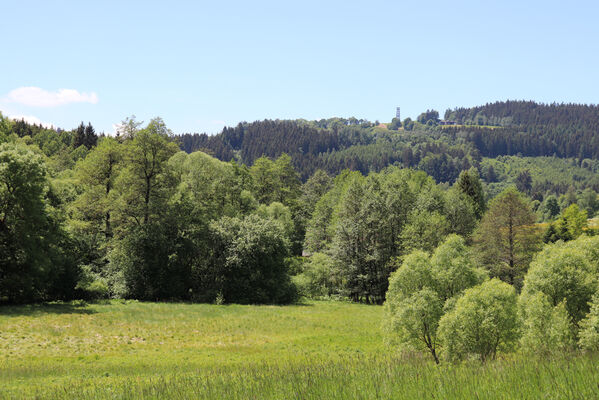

{"left": 293, "top": 252, "right": 342, "bottom": 298}
{"left": 438, "top": 279, "right": 519, "bottom": 362}
{"left": 399, "top": 209, "right": 449, "bottom": 254}
{"left": 443, "top": 187, "right": 478, "bottom": 238}
{"left": 579, "top": 294, "right": 599, "bottom": 351}
{"left": 110, "top": 220, "right": 194, "bottom": 301}
{"left": 521, "top": 237, "right": 598, "bottom": 326}
{"left": 456, "top": 168, "right": 486, "bottom": 218}
{"left": 518, "top": 293, "right": 574, "bottom": 355}
{"left": 0, "top": 143, "right": 79, "bottom": 303}
{"left": 384, "top": 235, "right": 486, "bottom": 363}
{"left": 544, "top": 204, "right": 588, "bottom": 243}
{"left": 112, "top": 118, "right": 179, "bottom": 228}
{"left": 197, "top": 215, "right": 296, "bottom": 304}
{"left": 250, "top": 154, "right": 301, "bottom": 206}
{"left": 71, "top": 136, "right": 123, "bottom": 240}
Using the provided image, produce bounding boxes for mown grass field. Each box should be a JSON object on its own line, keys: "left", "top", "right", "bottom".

{"left": 1, "top": 300, "right": 598, "bottom": 399}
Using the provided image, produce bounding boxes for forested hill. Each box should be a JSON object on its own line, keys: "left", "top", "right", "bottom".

{"left": 444, "top": 101, "right": 599, "bottom": 159}
{"left": 175, "top": 101, "right": 599, "bottom": 181}
{"left": 177, "top": 119, "right": 380, "bottom": 180}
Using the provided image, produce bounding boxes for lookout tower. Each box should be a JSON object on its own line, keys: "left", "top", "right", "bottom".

{"left": 395, "top": 107, "right": 401, "bottom": 120}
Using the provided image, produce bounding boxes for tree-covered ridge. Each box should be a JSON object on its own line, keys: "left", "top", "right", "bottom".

{"left": 444, "top": 100, "right": 599, "bottom": 158}
{"left": 175, "top": 101, "right": 599, "bottom": 183}
{"left": 178, "top": 119, "right": 375, "bottom": 180}
{"left": 176, "top": 119, "right": 481, "bottom": 182}
{"left": 446, "top": 100, "right": 599, "bottom": 129}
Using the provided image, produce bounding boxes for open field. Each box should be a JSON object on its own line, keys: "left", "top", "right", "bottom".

{"left": 1, "top": 301, "right": 599, "bottom": 399}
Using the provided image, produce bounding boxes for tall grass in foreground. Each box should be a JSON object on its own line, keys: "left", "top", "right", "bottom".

{"left": 1, "top": 301, "right": 598, "bottom": 399}
{"left": 30, "top": 354, "right": 599, "bottom": 400}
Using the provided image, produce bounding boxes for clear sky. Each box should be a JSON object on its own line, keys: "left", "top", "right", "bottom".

{"left": 1, "top": 0, "right": 598, "bottom": 134}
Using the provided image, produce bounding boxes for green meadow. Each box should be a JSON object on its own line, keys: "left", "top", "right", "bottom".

{"left": 1, "top": 301, "right": 598, "bottom": 399}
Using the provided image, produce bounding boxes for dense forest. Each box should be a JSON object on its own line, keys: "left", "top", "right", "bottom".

{"left": 444, "top": 101, "right": 599, "bottom": 158}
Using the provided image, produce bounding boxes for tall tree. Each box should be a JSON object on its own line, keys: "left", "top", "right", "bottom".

{"left": 73, "top": 122, "right": 86, "bottom": 148}
{"left": 474, "top": 187, "right": 541, "bottom": 290}
{"left": 456, "top": 168, "right": 485, "bottom": 219}
{"left": 113, "top": 118, "right": 179, "bottom": 227}
{"left": 84, "top": 123, "right": 97, "bottom": 149}
{"left": 72, "top": 137, "right": 123, "bottom": 239}
{"left": 299, "top": 169, "right": 332, "bottom": 220}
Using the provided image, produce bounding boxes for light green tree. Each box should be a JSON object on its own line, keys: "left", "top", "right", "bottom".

{"left": 444, "top": 187, "right": 478, "bottom": 238}
{"left": 521, "top": 241, "right": 597, "bottom": 325}
{"left": 438, "top": 279, "right": 519, "bottom": 362}
{"left": 560, "top": 204, "right": 588, "bottom": 239}
{"left": 0, "top": 112, "right": 13, "bottom": 143}
{"left": 293, "top": 252, "right": 342, "bottom": 298}
{"left": 518, "top": 292, "right": 573, "bottom": 355}
{"left": 255, "top": 202, "right": 294, "bottom": 239}
{"left": 250, "top": 153, "right": 301, "bottom": 207}
{"left": 400, "top": 209, "right": 449, "bottom": 254}
{"left": 384, "top": 235, "right": 486, "bottom": 363}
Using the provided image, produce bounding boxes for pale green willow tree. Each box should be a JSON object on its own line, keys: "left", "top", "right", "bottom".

{"left": 521, "top": 241, "right": 597, "bottom": 325}
{"left": 439, "top": 279, "right": 519, "bottom": 362}
{"left": 384, "top": 235, "right": 487, "bottom": 363}
{"left": 519, "top": 236, "right": 599, "bottom": 353}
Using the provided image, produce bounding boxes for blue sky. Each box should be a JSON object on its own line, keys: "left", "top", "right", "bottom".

{"left": 1, "top": 0, "right": 598, "bottom": 134}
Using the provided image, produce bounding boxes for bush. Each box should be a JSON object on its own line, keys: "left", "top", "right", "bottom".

{"left": 76, "top": 265, "right": 110, "bottom": 300}
{"left": 293, "top": 253, "right": 341, "bottom": 298}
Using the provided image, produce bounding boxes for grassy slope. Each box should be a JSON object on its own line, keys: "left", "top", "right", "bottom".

{"left": 1, "top": 301, "right": 598, "bottom": 399}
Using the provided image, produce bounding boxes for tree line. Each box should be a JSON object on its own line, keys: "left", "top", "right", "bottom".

{"left": 2, "top": 108, "right": 599, "bottom": 312}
